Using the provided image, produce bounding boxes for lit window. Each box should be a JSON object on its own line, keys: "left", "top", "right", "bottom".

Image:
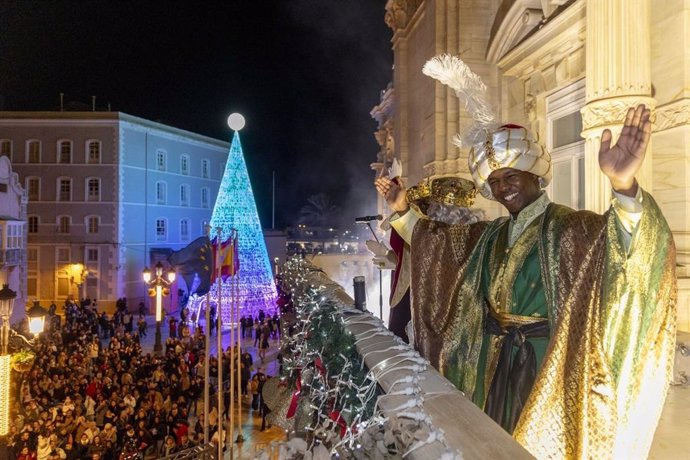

{"left": 87, "top": 178, "right": 100, "bottom": 201}
{"left": 181, "top": 155, "right": 190, "bottom": 175}
{"left": 27, "top": 140, "right": 40, "bottom": 163}
{"left": 180, "top": 219, "right": 189, "bottom": 241}
{"left": 57, "top": 216, "right": 70, "bottom": 234}
{"left": 156, "top": 149, "right": 166, "bottom": 171}
{"left": 201, "top": 187, "right": 209, "bottom": 208}
{"left": 156, "top": 218, "right": 167, "bottom": 241}
{"left": 28, "top": 216, "right": 38, "bottom": 233}
{"left": 180, "top": 184, "right": 189, "bottom": 206}
{"left": 0, "top": 140, "right": 11, "bottom": 157}
{"left": 58, "top": 178, "right": 72, "bottom": 202}
{"left": 27, "top": 177, "right": 40, "bottom": 201}
{"left": 58, "top": 140, "right": 72, "bottom": 164}
{"left": 201, "top": 159, "right": 210, "bottom": 178}
{"left": 546, "top": 80, "right": 586, "bottom": 210}
{"left": 87, "top": 216, "right": 99, "bottom": 234}
{"left": 87, "top": 141, "right": 101, "bottom": 164}
{"left": 57, "top": 277, "right": 69, "bottom": 296}
{"left": 156, "top": 182, "right": 166, "bottom": 204}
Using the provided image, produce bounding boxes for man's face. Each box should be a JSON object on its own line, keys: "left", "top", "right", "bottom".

{"left": 487, "top": 168, "right": 542, "bottom": 216}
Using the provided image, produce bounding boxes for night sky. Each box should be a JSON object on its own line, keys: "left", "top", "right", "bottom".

{"left": 0, "top": 1, "right": 393, "bottom": 229}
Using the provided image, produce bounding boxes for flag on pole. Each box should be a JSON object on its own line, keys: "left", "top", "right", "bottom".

{"left": 212, "top": 236, "right": 234, "bottom": 281}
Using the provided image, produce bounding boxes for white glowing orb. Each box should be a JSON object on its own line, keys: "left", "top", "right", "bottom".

{"left": 227, "top": 113, "right": 246, "bottom": 131}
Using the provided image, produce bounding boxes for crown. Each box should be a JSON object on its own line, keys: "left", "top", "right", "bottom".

{"left": 406, "top": 176, "right": 477, "bottom": 208}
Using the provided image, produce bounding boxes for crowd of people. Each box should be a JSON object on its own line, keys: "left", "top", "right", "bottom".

{"left": 5, "top": 298, "right": 281, "bottom": 460}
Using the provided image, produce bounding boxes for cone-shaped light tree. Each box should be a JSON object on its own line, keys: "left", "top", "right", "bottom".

{"left": 207, "top": 115, "right": 277, "bottom": 321}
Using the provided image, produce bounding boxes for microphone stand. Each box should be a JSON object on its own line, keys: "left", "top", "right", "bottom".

{"left": 363, "top": 222, "right": 383, "bottom": 322}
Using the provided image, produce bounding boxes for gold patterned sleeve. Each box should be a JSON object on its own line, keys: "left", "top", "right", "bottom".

{"left": 600, "top": 190, "right": 676, "bottom": 458}
{"left": 408, "top": 218, "right": 489, "bottom": 392}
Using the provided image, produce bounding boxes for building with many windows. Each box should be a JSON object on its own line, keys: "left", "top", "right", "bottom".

{"left": 0, "top": 111, "right": 229, "bottom": 311}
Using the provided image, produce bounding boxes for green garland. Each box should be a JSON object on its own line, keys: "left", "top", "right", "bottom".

{"left": 279, "top": 258, "right": 379, "bottom": 438}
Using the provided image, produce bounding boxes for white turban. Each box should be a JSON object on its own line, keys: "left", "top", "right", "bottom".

{"left": 468, "top": 125, "right": 551, "bottom": 200}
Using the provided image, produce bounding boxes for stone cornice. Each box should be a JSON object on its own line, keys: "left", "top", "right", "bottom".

{"left": 581, "top": 96, "right": 655, "bottom": 132}
{"left": 654, "top": 99, "right": 690, "bottom": 132}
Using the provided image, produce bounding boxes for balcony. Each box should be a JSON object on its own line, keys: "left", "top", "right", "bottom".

{"left": 0, "top": 249, "right": 21, "bottom": 266}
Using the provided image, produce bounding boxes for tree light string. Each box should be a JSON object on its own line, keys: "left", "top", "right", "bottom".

{"left": 254, "top": 257, "right": 462, "bottom": 459}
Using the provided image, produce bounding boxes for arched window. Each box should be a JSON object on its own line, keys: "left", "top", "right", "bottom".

{"left": 156, "top": 149, "right": 167, "bottom": 171}
{"left": 57, "top": 215, "right": 71, "bottom": 234}
{"left": 180, "top": 219, "right": 190, "bottom": 241}
{"left": 156, "top": 181, "right": 167, "bottom": 205}
{"left": 86, "top": 177, "right": 100, "bottom": 201}
{"left": 86, "top": 216, "right": 100, "bottom": 234}
{"left": 201, "top": 159, "right": 210, "bottom": 178}
{"left": 87, "top": 140, "right": 101, "bottom": 164}
{"left": 180, "top": 184, "right": 190, "bottom": 206}
{"left": 201, "top": 187, "right": 209, "bottom": 208}
{"left": 180, "top": 154, "right": 190, "bottom": 175}
{"left": 57, "top": 177, "right": 72, "bottom": 202}
{"left": 26, "top": 177, "right": 40, "bottom": 201}
{"left": 156, "top": 218, "right": 167, "bottom": 241}
{"left": 57, "top": 139, "right": 72, "bottom": 164}
{"left": 26, "top": 140, "right": 41, "bottom": 163}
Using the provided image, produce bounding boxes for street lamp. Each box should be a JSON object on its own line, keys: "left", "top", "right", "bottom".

{"left": 142, "top": 261, "right": 175, "bottom": 355}
{"left": 0, "top": 286, "right": 46, "bottom": 437}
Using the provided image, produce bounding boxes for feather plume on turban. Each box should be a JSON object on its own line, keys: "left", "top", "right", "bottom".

{"left": 422, "top": 54, "right": 551, "bottom": 200}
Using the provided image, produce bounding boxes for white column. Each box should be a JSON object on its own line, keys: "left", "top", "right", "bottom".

{"left": 581, "top": 0, "right": 654, "bottom": 213}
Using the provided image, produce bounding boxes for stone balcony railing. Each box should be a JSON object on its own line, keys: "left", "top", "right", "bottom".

{"left": 281, "top": 260, "right": 532, "bottom": 459}
{"left": 279, "top": 259, "right": 690, "bottom": 459}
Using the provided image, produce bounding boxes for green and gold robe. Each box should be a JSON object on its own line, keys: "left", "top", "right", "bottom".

{"left": 395, "top": 190, "right": 676, "bottom": 459}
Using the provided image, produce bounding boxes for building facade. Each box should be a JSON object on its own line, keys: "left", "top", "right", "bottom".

{"left": 374, "top": 0, "right": 690, "bottom": 332}
{"left": 0, "top": 155, "right": 27, "bottom": 322}
{"left": 0, "top": 112, "right": 229, "bottom": 311}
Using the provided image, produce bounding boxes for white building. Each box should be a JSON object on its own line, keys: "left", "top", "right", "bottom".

{"left": 0, "top": 111, "right": 229, "bottom": 311}
{"left": 0, "top": 155, "right": 27, "bottom": 322}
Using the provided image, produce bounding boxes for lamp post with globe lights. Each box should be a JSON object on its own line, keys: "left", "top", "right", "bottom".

{"left": 0, "top": 285, "right": 47, "bottom": 438}
{"left": 143, "top": 261, "right": 175, "bottom": 355}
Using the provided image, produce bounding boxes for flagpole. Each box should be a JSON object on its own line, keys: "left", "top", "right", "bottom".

{"left": 228, "top": 236, "right": 235, "bottom": 456}
{"left": 215, "top": 228, "right": 224, "bottom": 460}
{"left": 235, "top": 231, "right": 243, "bottom": 443}
{"left": 203, "top": 291, "right": 210, "bottom": 448}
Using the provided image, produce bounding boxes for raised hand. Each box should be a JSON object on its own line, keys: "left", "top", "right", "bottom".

{"left": 598, "top": 104, "right": 651, "bottom": 196}
{"left": 374, "top": 177, "right": 409, "bottom": 213}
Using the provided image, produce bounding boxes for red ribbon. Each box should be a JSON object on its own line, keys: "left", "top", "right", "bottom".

{"left": 329, "top": 410, "right": 347, "bottom": 437}
{"left": 314, "top": 357, "right": 326, "bottom": 376}
{"left": 286, "top": 372, "right": 302, "bottom": 419}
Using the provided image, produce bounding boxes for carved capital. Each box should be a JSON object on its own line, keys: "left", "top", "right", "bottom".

{"left": 581, "top": 97, "right": 655, "bottom": 132}
{"left": 654, "top": 99, "right": 690, "bottom": 132}
{"left": 384, "top": 0, "right": 423, "bottom": 32}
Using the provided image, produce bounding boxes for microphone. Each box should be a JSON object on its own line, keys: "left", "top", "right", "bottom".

{"left": 355, "top": 215, "right": 383, "bottom": 223}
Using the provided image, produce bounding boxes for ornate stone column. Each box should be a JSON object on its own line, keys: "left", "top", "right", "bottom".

{"left": 581, "top": 0, "right": 654, "bottom": 213}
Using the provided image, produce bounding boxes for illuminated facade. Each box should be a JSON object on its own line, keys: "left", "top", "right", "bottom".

{"left": 0, "top": 112, "right": 228, "bottom": 310}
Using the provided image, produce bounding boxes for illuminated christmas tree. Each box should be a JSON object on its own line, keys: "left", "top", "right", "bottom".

{"left": 198, "top": 121, "right": 277, "bottom": 323}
